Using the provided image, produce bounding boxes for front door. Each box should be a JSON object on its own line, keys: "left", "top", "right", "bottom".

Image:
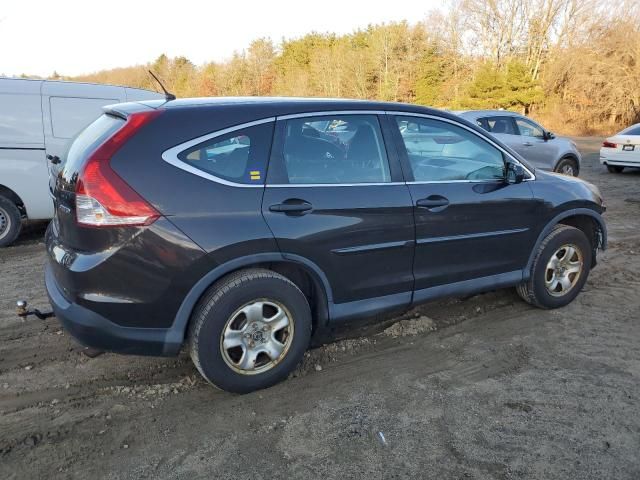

{"left": 262, "top": 113, "right": 415, "bottom": 312}
{"left": 389, "top": 114, "right": 538, "bottom": 293}
{"left": 512, "top": 116, "right": 558, "bottom": 170}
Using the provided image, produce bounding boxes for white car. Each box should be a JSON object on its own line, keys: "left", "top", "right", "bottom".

{"left": 600, "top": 123, "right": 640, "bottom": 173}
{"left": 0, "top": 78, "right": 162, "bottom": 246}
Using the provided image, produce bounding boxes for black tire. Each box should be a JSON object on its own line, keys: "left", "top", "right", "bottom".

{"left": 606, "top": 165, "right": 624, "bottom": 173}
{"left": 517, "top": 225, "right": 592, "bottom": 309}
{"left": 0, "top": 195, "right": 22, "bottom": 248}
{"left": 188, "top": 268, "right": 312, "bottom": 393}
{"left": 554, "top": 157, "right": 579, "bottom": 176}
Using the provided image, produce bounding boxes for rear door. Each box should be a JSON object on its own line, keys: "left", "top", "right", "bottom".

{"left": 0, "top": 79, "right": 52, "bottom": 220}
{"left": 262, "top": 112, "right": 415, "bottom": 312}
{"left": 52, "top": 113, "right": 125, "bottom": 248}
{"left": 390, "top": 114, "right": 538, "bottom": 295}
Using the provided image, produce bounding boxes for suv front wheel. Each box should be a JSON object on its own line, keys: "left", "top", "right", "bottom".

{"left": 188, "top": 268, "right": 312, "bottom": 393}
{"left": 517, "top": 225, "right": 592, "bottom": 309}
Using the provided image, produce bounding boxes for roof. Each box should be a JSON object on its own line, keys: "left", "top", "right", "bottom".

{"left": 136, "top": 96, "right": 456, "bottom": 118}
{"left": 0, "top": 76, "right": 157, "bottom": 93}
{"left": 456, "top": 110, "right": 525, "bottom": 119}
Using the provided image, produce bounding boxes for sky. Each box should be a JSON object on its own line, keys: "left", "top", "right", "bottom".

{"left": 1, "top": 0, "right": 442, "bottom": 77}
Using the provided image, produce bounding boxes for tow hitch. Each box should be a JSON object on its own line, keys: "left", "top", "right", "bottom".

{"left": 16, "top": 300, "right": 55, "bottom": 321}
{"left": 16, "top": 299, "right": 104, "bottom": 358}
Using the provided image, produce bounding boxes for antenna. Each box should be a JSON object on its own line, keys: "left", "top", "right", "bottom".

{"left": 148, "top": 70, "right": 176, "bottom": 101}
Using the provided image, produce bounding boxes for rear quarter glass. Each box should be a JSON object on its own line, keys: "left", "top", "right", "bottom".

{"left": 61, "top": 114, "right": 124, "bottom": 184}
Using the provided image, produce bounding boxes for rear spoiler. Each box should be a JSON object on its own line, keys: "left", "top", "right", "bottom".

{"left": 103, "top": 102, "right": 159, "bottom": 120}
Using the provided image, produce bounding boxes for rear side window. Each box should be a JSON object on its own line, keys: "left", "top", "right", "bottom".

{"left": 395, "top": 116, "right": 505, "bottom": 182}
{"left": 480, "top": 116, "right": 518, "bottom": 135}
{"left": 278, "top": 115, "right": 391, "bottom": 184}
{"left": 63, "top": 114, "right": 123, "bottom": 174}
{"left": 178, "top": 123, "right": 274, "bottom": 184}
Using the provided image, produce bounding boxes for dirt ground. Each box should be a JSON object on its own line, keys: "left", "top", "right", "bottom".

{"left": 1, "top": 137, "right": 639, "bottom": 480}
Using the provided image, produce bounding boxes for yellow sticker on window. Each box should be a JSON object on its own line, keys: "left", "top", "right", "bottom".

{"left": 250, "top": 170, "right": 261, "bottom": 181}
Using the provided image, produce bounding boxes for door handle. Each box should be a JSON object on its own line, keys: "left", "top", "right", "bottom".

{"left": 269, "top": 200, "right": 313, "bottom": 214}
{"left": 416, "top": 196, "right": 449, "bottom": 211}
{"left": 523, "top": 141, "right": 533, "bottom": 147}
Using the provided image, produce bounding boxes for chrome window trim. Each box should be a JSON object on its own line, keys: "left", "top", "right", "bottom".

{"left": 267, "top": 182, "right": 405, "bottom": 188}
{"left": 276, "top": 110, "right": 386, "bottom": 120}
{"left": 162, "top": 110, "right": 535, "bottom": 188}
{"left": 387, "top": 111, "right": 536, "bottom": 182}
{"left": 161, "top": 117, "right": 276, "bottom": 188}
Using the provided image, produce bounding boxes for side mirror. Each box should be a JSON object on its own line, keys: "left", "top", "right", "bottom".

{"left": 506, "top": 162, "right": 525, "bottom": 184}
{"left": 544, "top": 131, "right": 555, "bottom": 141}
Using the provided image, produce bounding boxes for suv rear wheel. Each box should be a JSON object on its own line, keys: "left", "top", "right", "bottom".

{"left": 517, "top": 225, "right": 591, "bottom": 309}
{"left": 188, "top": 268, "right": 312, "bottom": 393}
{"left": 0, "top": 196, "right": 22, "bottom": 248}
{"left": 554, "top": 157, "right": 579, "bottom": 176}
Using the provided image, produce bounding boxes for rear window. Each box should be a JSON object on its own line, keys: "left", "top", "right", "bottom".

{"left": 178, "top": 122, "right": 274, "bottom": 184}
{"left": 620, "top": 125, "right": 640, "bottom": 136}
{"left": 62, "top": 114, "right": 123, "bottom": 174}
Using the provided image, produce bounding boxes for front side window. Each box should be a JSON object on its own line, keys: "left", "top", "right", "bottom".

{"left": 479, "top": 116, "right": 518, "bottom": 135}
{"left": 515, "top": 118, "right": 545, "bottom": 138}
{"left": 280, "top": 115, "right": 391, "bottom": 184}
{"left": 395, "top": 116, "right": 505, "bottom": 182}
{"left": 178, "top": 122, "right": 274, "bottom": 184}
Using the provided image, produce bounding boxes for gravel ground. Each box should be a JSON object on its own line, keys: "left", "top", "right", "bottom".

{"left": 1, "top": 137, "right": 639, "bottom": 479}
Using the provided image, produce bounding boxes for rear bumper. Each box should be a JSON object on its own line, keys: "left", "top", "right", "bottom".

{"left": 600, "top": 152, "right": 640, "bottom": 167}
{"left": 45, "top": 263, "right": 181, "bottom": 356}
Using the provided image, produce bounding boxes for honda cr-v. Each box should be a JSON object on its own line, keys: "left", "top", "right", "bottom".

{"left": 45, "top": 98, "right": 606, "bottom": 393}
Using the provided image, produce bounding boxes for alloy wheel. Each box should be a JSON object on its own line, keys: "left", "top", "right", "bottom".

{"left": 544, "top": 244, "right": 583, "bottom": 297}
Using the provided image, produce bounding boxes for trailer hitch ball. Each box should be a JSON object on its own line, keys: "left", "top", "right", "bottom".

{"left": 16, "top": 299, "right": 55, "bottom": 321}
{"left": 17, "top": 300, "right": 28, "bottom": 317}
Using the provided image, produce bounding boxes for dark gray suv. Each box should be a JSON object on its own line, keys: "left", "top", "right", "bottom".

{"left": 46, "top": 98, "right": 606, "bottom": 393}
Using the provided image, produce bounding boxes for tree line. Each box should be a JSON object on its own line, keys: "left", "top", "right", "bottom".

{"left": 68, "top": 0, "right": 639, "bottom": 134}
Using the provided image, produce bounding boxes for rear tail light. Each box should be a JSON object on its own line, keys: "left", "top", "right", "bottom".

{"left": 602, "top": 141, "right": 617, "bottom": 148}
{"left": 76, "top": 110, "right": 163, "bottom": 227}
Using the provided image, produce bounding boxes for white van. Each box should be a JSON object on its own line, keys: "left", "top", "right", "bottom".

{"left": 0, "top": 77, "right": 162, "bottom": 246}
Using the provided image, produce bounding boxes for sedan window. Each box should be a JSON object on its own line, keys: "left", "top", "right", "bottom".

{"left": 395, "top": 116, "right": 505, "bottom": 182}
